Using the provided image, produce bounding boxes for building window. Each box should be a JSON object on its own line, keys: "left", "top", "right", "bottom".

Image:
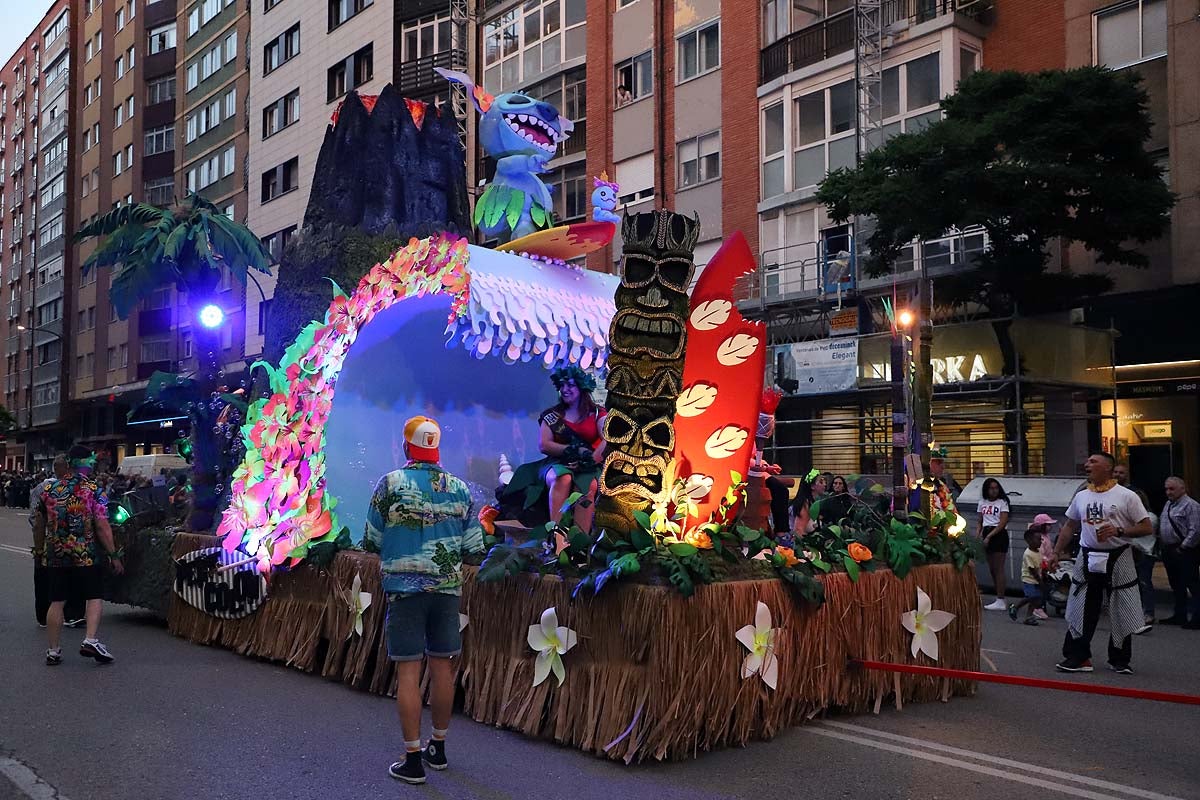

{"left": 127, "top": 45, "right": 136, "bottom": 72}
{"left": 43, "top": 11, "right": 68, "bottom": 44}
{"left": 37, "top": 341, "right": 60, "bottom": 366}
{"left": 264, "top": 24, "right": 301, "bottom": 75}
{"left": 877, "top": 53, "right": 943, "bottom": 144}
{"left": 36, "top": 298, "right": 61, "bottom": 326}
{"left": 401, "top": 13, "right": 452, "bottom": 62}
{"left": 327, "top": 44, "right": 373, "bottom": 101}
{"left": 1094, "top": 0, "right": 1167, "bottom": 69}
{"left": 262, "top": 89, "right": 300, "bottom": 138}
{"left": 265, "top": 0, "right": 285, "bottom": 11}
{"left": 188, "top": 0, "right": 234, "bottom": 38}
{"left": 114, "top": 150, "right": 125, "bottom": 176}
{"left": 189, "top": 30, "right": 238, "bottom": 89}
{"left": 258, "top": 299, "right": 273, "bottom": 335}
{"left": 792, "top": 79, "right": 855, "bottom": 193}
{"left": 141, "top": 336, "right": 171, "bottom": 363}
{"left": 116, "top": 55, "right": 126, "bottom": 80}
{"left": 148, "top": 75, "right": 176, "bottom": 105}
{"left": 330, "top": 0, "right": 373, "bottom": 31}
{"left": 615, "top": 52, "right": 653, "bottom": 105}
{"left": 261, "top": 157, "right": 299, "bottom": 202}
{"left": 762, "top": 103, "right": 785, "bottom": 197}
{"left": 482, "top": 0, "right": 585, "bottom": 93}
{"left": 185, "top": 145, "right": 235, "bottom": 191}
{"left": 144, "top": 125, "right": 175, "bottom": 155}
{"left": 148, "top": 24, "right": 177, "bottom": 54}
{"left": 261, "top": 225, "right": 297, "bottom": 262}
{"left": 145, "top": 177, "right": 174, "bottom": 206}
{"left": 678, "top": 131, "right": 721, "bottom": 188}
{"left": 677, "top": 21, "right": 720, "bottom": 82}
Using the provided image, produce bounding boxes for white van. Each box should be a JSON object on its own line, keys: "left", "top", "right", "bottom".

{"left": 118, "top": 454, "right": 189, "bottom": 480}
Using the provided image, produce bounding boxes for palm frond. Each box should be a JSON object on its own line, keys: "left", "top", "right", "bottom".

{"left": 80, "top": 226, "right": 151, "bottom": 274}
{"left": 74, "top": 203, "right": 169, "bottom": 242}
{"left": 207, "top": 212, "right": 274, "bottom": 277}
{"left": 109, "top": 259, "right": 177, "bottom": 320}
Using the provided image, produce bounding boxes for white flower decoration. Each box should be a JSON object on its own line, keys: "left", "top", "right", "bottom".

{"left": 348, "top": 572, "right": 372, "bottom": 638}
{"left": 900, "top": 587, "right": 956, "bottom": 661}
{"left": 735, "top": 601, "right": 779, "bottom": 689}
{"left": 526, "top": 607, "right": 578, "bottom": 687}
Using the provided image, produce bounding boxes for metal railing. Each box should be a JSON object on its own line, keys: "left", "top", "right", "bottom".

{"left": 735, "top": 229, "right": 988, "bottom": 308}
{"left": 397, "top": 51, "right": 461, "bottom": 103}
{"left": 41, "top": 112, "right": 66, "bottom": 142}
{"left": 760, "top": 0, "right": 959, "bottom": 84}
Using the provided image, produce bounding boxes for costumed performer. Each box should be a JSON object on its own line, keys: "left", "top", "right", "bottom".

{"left": 500, "top": 366, "right": 606, "bottom": 533}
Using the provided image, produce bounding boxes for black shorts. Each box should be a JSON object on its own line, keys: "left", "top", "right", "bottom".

{"left": 45, "top": 565, "right": 105, "bottom": 604}
{"left": 982, "top": 526, "right": 1010, "bottom": 554}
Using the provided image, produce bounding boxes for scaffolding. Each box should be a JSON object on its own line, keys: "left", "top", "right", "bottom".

{"left": 448, "top": 0, "right": 471, "bottom": 152}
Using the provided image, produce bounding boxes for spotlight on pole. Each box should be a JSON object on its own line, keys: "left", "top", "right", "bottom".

{"left": 897, "top": 309, "right": 915, "bottom": 328}
{"left": 198, "top": 304, "right": 225, "bottom": 329}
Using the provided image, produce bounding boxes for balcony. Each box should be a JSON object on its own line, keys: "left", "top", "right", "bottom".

{"left": 735, "top": 228, "right": 988, "bottom": 309}
{"left": 397, "top": 51, "right": 463, "bottom": 105}
{"left": 562, "top": 118, "right": 586, "bottom": 158}
{"left": 44, "top": 70, "right": 69, "bottom": 101}
{"left": 41, "top": 112, "right": 66, "bottom": 143}
{"left": 760, "top": 0, "right": 964, "bottom": 85}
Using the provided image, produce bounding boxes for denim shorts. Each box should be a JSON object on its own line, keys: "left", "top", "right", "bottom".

{"left": 386, "top": 592, "right": 462, "bottom": 661}
{"left": 1022, "top": 583, "right": 1042, "bottom": 600}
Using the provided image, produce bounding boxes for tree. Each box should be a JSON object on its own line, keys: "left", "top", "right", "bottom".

{"left": 817, "top": 67, "right": 1175, "bottom": 470}
{"left": 0, "top": 405, "right": 15, "bottom": 436}
{"left": 74, "top": 192, "right": 273, "bottom": 530}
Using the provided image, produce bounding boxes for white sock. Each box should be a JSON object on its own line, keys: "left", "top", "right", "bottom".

{"left": 83, "top": 637, "right": 98, "bottom": 645}
{"left": 47, "top": 648, "right": 61, "bottom": 655}
{"left": 404, "top": 739, "right": 421, "bottom": 753}
{"left": 432, "top": 728, "right": 447, "bottom": 741}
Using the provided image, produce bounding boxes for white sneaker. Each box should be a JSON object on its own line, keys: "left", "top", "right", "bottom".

{"left": 1032, "top": 609, "right": 1049, "bottom": 620}
{"left": 984, "top": 599, "right": 1008, "bottom": 611}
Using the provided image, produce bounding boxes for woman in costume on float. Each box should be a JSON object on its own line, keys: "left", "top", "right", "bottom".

{"left": 503, "top": 366, "right": 606, "bottom": 533}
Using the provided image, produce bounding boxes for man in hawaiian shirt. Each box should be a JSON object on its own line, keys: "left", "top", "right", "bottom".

{"left": 364, "top": 416, "right": 484, "bottom": 785}
{"left": 34, "top": 445, "right": 124, "bottom": 666}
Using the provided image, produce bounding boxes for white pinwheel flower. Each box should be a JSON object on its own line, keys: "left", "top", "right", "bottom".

{"left": 901, "top": 587, "right": 956, "bottom": 661}
{"left": 349, "top": 572, "right": 372, "bottom": 638}
{"left": 526, "top": 607, "right": 578, "bottom": 687}
{"left": 735, "top": 601, "right": 779, "bottom": 690}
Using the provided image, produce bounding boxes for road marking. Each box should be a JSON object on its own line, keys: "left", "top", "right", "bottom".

{"left": 0, "top": 543, "right": 30, "bottom": 556}
{"left": 815, "top": 722, "right": 1183, "bottom": 800}
{"left": 0, "top": 756, "right": 72, "bottom": 800}
{"left": 981, "top": 647, "right": 1013, "bottom": 655}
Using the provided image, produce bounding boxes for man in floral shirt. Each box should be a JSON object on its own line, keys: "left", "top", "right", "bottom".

{"left": 34, "top": 445, "right": 124, "bottom": 666}
{"left": 364, "top": 416, "right": 483, "bottom": 785}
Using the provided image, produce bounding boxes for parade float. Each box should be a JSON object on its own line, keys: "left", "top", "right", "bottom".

{"left": 165, "top": 76, "right": 981, "bottom": 763}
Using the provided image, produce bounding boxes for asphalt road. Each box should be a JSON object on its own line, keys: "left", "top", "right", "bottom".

{"left": 1, "top": 507, "right": 1197, "bottom": 800}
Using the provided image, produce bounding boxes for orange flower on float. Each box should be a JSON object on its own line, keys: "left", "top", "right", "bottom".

{"left": 847, "top": 542, "right": 872, "bottom": 563}
{"left": 775, "top": 546, "right": 800, "bottom": 567}
{"left": 684, "top": 529, "right": 714, "bottom": 550}
{"left": 478, "top": 505, "right": 499, "bottom": 536}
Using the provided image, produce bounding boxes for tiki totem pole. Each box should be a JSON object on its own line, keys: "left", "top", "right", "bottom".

{"left": 594, "top": 210, "right": 700, "bottom": 535}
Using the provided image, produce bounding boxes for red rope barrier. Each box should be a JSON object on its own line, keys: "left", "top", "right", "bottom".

{"left": 850, "top": 659, "right": 1200, "bottom": 706}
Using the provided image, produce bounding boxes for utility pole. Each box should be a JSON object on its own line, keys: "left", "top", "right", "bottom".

{"left": 890, "top": 327, "right": 907, "bottom": 517}
{"left": 913, "top": 265, "right": 933, "bottom": 518}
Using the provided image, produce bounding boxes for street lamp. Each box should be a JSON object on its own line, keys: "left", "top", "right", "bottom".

{"left": 198, "top": 304, "right": 225, "bottom": 329}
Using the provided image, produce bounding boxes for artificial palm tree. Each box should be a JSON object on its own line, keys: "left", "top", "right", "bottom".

{"left": 75, "top": 192, "right": 273, "bottom": 531}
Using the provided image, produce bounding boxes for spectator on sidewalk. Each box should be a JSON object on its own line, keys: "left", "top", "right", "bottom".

{"left": 1158, "top": 477, "right": 1200, "bottom": 629}
{"left": 34, "top": 445, "right": 124, "bottom": 667}
{"left": 977, "top": 478, "right": 1012, "bottom": 611}
{"left": 31, "top": 456, "right": 84, "bottom": 629}
{"left": 1009, "top": 527, "right": 1045, "bottom": 625}
{"left": 1029, "top": 513, "right": 1057, "bottom": 620}
{"left": 1052, "top": 452, "right": 1152, "bottom": 675}
{"left": 364, "top": 416, "right": 484, "bottom": 785}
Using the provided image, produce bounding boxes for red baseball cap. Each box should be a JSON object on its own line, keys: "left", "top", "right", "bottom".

{"left": 403, "top": 416, "right": 441, "bottom": 462}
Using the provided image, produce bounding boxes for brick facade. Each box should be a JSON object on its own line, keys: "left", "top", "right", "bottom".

{"left": 719, "top": 0, "right": 761, "bottom": 257}
{"left": 984, "top": 0, "right": 1067, "bottom": 72}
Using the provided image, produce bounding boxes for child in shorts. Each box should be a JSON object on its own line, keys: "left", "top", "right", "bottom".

{"left": 1008, "top": 527, "right": 1045, "bottom": 626}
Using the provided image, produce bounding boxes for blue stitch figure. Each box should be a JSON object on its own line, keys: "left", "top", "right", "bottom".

{"left": 436, "top": 68, "right": 573, "bottom": 244}
{"left": 591, "top": 171, "right": 621, "bottom": 224}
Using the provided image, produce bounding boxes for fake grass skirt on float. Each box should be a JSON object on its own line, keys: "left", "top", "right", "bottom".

{"left": 168, "top": 534, "right": 981, "bottom": 762}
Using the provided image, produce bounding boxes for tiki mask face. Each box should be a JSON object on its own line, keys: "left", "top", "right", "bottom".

{"left": 595, "top": 210, "right": 700, "bottom": 535}
{"left": 609, "top": 212, "right": 699, "bottom": 363}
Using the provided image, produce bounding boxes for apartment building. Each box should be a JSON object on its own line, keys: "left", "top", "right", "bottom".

{"left": 0, "top": 1, "right": 72, "bottom": 470}
{"left": 1055, "top": 0, "right": 1197, "bottom": 505}
{"left": 68, "top": 0, "right": 182, "bottom": 463}
{"left": 243, "top": 0, "right": 400, "bottom": 359}
{"left": 150, "top": 0, "right": 251, "bottom": 407}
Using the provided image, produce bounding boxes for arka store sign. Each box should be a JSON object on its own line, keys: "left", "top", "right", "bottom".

{"left": 863, "top": 353, "right": 990, "bottom": 384}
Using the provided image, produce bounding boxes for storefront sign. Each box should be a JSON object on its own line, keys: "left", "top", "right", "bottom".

{"left": 862, "top": 353, "right": 990, "bottom": 384}
{"left": 1136, "top": 422, "right": 1172, "bottom": 439}
{"left": 777, "top": 339, "right": 859, "bottom": 395}
{"left": 1122, "top": 380, "right": 1200, "bottom": 397}
{"left": 829, "top": 308, "right": 858, "bottom": 337}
